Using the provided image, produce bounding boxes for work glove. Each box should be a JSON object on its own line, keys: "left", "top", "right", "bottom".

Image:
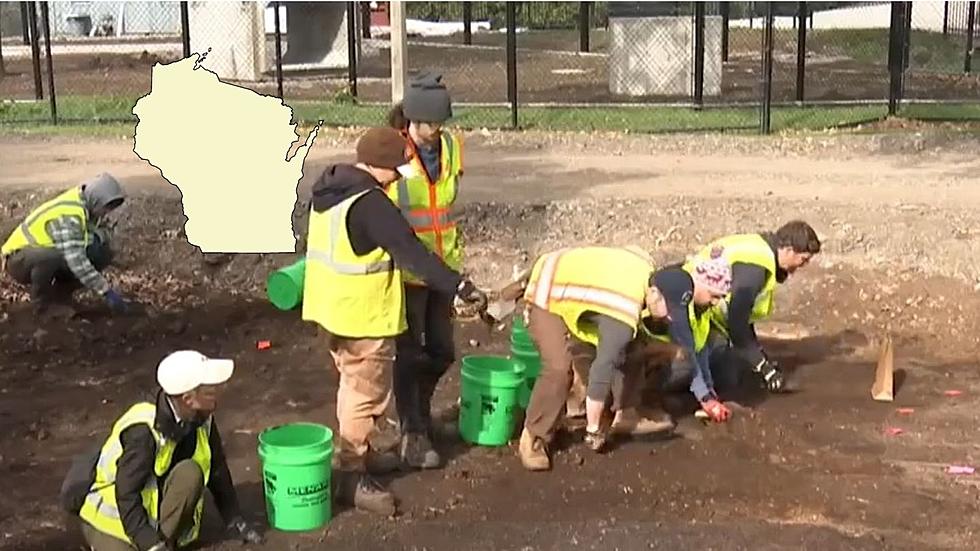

{"left": 456, "top": 279, "right": 489, "bottom": 313}
{"left": 103, "top": 289, "right": 129, "bottom": 314}
{"left": 753, "top": 357, "right": 786, "bottom": 393}
{"left": 227, "top": 516, "right": 264, "bottom": 545}
{"left": 700, "top": 398, "right": 732, "bottom": 423}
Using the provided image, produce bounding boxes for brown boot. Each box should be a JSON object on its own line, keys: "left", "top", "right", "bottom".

{"left": 611, "top": 407, "right": 676, "bottom": 436}
{"left": 518, "top": 428, "right": 550, "bottom": 471}
{"left": 334, "top": 471, "right": 397, "bottom": 516}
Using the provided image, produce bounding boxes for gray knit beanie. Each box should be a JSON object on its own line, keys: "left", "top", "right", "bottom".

{"left": 402, "top": 71, "right": 453, "bottom": 123}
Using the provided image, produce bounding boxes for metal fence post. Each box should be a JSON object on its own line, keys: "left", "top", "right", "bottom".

{"left": 943, "top": 1, "right": 949, "bottom": 35}
{"left": 693, "top": 2, "right": 705, "bottom": 107}
{"left": 760, "top": 2, "right": 774, "bottom": 134}
{"left": 346, "top": 1, "right": 358, "bottom": 97}
{"left": 463, "top": 1, "right": 472, "bottom": 45}
{"left": 506, "top": 2, "right": 518, "bottom": 129}
{"left": 362, "top": 2, "right": 372, "bottom": 39}
{"left": 40, "top": 1, "right": 56, "bottom": 124}
{"left": 20, "top": 2, "right": 30, "bottom": 44}
{"left": 28, "top": 2, "right": 42, "bottom": 100}
{"left": 180, "top": 1, "right": 191, "bottom": 58}
{"left": 887, "top": 1, "right": 907, "bottom": 115}
{"left": 903, "top": 1, "right": 912, "bottom": 71}
{"left": 273, "top": 2, "right": 284, "bottom": 99}
{"left": 579, "top": 2, "right": 590, "bottom": 53}
{"left": 721, "top": 2, "right": 730, "bottom": 62}
{"left": 966, "top": 1, "right": 976, "bottom": 73}
{"left": 796, "top": 1, "right": 807, "bottom": 103}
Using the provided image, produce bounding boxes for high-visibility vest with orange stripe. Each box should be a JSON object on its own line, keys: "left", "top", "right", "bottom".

{"left": 386, "top": 132, "right": 463, "bottom": 285}
{"left": 524, "top": 246, "right": 653, "bottom": 345}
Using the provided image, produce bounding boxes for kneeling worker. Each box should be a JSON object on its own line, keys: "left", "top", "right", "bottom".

{"left": 1, "top": 173, "right": 130, "bottom": 316}
{"left": 302, "top": 127, "right": 487, "bottom": 515}
{"left": 518, "top": 245, "right": 733, "bottom": 471}
{"left": 64, "top": 350, "right": 261, "bottom": 551}
{"left": 690, "top": 220, "right": 821, "bottom": 392}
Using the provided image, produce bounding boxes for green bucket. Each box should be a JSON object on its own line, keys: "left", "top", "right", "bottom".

{"left": 459, "top": 356, "right": 525, "bottom": 446}
{"left": 258, "top": 422, "right": 333, "bottom": 532}
{"left": 267, "top": 259, "right": 306, "bottom": 311}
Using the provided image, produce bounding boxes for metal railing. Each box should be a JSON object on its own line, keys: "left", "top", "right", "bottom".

{"left": 1, "top": 1, "right": 977, "bottom": 133}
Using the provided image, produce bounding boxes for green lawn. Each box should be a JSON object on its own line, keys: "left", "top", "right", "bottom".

{"left": 2, "top": 95, "right": 978, "bottom": 138}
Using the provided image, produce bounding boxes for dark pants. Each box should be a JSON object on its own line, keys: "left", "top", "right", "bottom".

{"left": 393, "top": 285, "right": 456, "bottom": 434}
{"left": 81, "top": 460, "right": 204, "bottom": 551}
{"left": 661, "top": 329, "right": 745, "bottom": 395}
{"left": 4, "top": 240, "right": 112, "bottom": 302}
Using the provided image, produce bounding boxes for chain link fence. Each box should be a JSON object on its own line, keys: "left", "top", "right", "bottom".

{"left": 1, "top": 1, "right": 978, "bottom": 132}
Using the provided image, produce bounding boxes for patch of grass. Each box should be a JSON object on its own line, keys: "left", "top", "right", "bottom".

{"left": 2, "top": 94, "right": 978, "bottom": 138}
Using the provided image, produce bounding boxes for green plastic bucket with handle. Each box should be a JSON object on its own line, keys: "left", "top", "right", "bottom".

{"left": 510, "top": 317, "right": 542, "bottom": 408}
{"left": 258, "top": 422, "right": 333, "bottom": 531}
{"left": 458, "top": 356, "right": 525, "bottom": 446}
{"left": 267, "top": 259, "right": 306, "bottom": 311}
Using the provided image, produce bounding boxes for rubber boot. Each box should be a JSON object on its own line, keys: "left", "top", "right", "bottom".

{"left": 334, "top": 471, "right": 396, "bottom": 516}
{"left": 518, "top": 428, "right": 550, "bottom": 471}
{"left": 400, "top": 432, "right": 441, "bottom": 469}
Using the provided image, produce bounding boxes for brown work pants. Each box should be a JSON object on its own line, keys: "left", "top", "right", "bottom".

{"left": 329, "top": 336, "right": 396, "bottom": 471}
{"left": 523, "top": 305, "right": 598, "bottom": 442}
{"left": 81, "top": 460, "right": 204, "bottom": 550}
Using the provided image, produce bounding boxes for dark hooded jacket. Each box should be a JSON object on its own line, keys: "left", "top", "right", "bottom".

{"left": 726, "top": 232, "right": 788, "bottom": 366}
{"left": 309, "top": 164, "right": 462, "bottom": 295}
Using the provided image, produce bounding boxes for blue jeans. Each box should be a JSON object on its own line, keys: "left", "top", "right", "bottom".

{"left": 660, "top": 329, "right": 743, "bottom": 395}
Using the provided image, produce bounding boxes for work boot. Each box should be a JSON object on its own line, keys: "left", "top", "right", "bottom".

{"left": 610, "top": 407, "right": 676, "bottom": 437}
{"left": 334, "top": 472, "right": 397, "bottom": 516}
{"left": 365, "top": 449, "right": 401, "bottom": 475}
{"left": 518, "top": 428, "right": 550, "bottom": 471}
{"left": 400, "top": 432, "right": 441, "bottom": 469}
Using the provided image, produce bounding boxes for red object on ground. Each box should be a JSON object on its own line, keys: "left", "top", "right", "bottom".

{"left": 944, "top": 390, "right": 963, "bottom": 397}
{"left": 257, "top": 340, "right": 272, "bottom": 350}
{"left": 896, "top": 407, "right": 915, "bottom": 415}
{"left": 884, "top": 427, "right": 904, "bottom": 436}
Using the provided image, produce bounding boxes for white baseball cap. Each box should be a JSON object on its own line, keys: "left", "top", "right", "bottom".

{"left": 157, "top": 350, "right": 235, "bottom": 395}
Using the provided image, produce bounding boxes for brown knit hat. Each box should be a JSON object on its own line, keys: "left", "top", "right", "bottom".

{"left": 356, "top": 127, "right": 409, "bottom": 170}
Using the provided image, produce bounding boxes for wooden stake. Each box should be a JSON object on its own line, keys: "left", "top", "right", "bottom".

{"left": 871, "top": 334, "right": 895, "bottom": 402}
{"left": 389, "top": 0, "right": 407, "bottom": 103}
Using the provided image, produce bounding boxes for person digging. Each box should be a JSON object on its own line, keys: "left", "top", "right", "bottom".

{"left": 517, "top": 245, "right": 730, "bottom": 471}
{"left": 1, "top": 173, "right": 132, "bottom": 318}
{"left": 302, "top": 127, "right": 488, "bottom": 515}
{"left": 61, "top": 350, "right": 262, "bottom": 551}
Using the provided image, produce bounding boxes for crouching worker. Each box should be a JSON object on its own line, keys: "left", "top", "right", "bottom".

{"left": 644, "top": 252, "right": 734, "bottom": 424}
{"left": 1, "top": 173, "right": 131, "bottom": 317}
{"left": 691, "top": 221, "right": 822, "bottom": 393}
{"left": 518, "top": 246, "right": 684, "bottom": 471}
{"left": 302, "top": 127, "right": 487, "bottom": 515}
{"left": 62, "top": 351, "right": 261, "bottom": 551}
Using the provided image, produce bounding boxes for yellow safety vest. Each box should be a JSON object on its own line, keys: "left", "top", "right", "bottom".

{"left": 684, "top": 233, "right": 777, "bottom": 338}
{"left": 524, "top": 246, "right": 653, "bottom": 346}
{"left": 302, "top": 189, "right": 407, "bottom": 338}
{"left": 1, "top": 187, "right": 89, "bottom": 256}
{"left": 386, "top": 132, "right": 463, "bottom": 285}
{"left": 79, "top": 402, "right": 212, "bottom": 548}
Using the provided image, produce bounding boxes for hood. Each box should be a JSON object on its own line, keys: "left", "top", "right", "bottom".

{"left": 81, "top": 173, "right": 125, "bottom": 215}
{"left": 310, "top": 164, "right": 380, "bottom": 213}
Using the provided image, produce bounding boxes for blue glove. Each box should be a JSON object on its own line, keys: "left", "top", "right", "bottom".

{"left": 104, "top": 289, "right": 128, "bottom": 313}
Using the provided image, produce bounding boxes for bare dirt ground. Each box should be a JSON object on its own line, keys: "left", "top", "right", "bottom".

{"left": 2, "top": 127, "right": 980, "bottom": 551}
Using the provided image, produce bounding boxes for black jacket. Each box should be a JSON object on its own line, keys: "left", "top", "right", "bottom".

{"left": 309, "top": 164, "right": 462, "bottom": 295}
{"left": 72, "top": 391, "right": 241, "bottom": 551}
{"left": 726, "top": 232, "right": 788, "bottom": 366}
